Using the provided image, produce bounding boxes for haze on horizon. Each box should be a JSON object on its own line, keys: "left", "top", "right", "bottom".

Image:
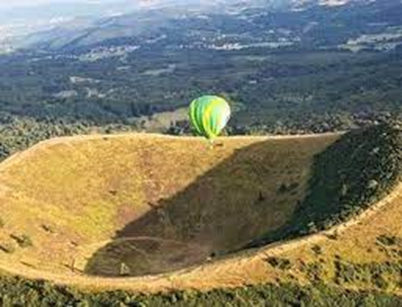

{"left": 0, "top": 0, "right": 142, "bottom": 28}
{"left": 0, "top": 0, "right": 280, "bottom": 39}
{"left": 0, "top": 0, "right": 125, "bottom": 9}
{"left": 0, "top": 0, "right": 234, "bottom": 9}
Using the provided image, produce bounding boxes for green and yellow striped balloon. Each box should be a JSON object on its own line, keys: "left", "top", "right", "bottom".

{"left": 189, "top": 95, "right": 231, "bottom": 140}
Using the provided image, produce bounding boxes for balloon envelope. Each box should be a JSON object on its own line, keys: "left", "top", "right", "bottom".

{"left": 189, "top": 95, "right": 231, "bottom": 140}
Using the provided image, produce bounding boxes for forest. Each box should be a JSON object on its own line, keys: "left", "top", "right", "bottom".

{"left": 0, "top": 43, "right": 401, "bottom": 135}
{"left": 1, "top": 272, "right": 402, "bottom": 306}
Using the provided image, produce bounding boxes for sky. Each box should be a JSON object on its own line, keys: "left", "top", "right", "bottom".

{"left": 0, "top": 0, "right": 125, "bottom": 9}
{"left": 0, "top": 0, "right": 69, "bottom": 8}
{"left": 0, "top": 0, "right": 222, "bottom": 10}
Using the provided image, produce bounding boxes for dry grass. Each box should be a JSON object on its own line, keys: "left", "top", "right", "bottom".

{"left": 0, "top": 132, "right": 337, "bottom": 282}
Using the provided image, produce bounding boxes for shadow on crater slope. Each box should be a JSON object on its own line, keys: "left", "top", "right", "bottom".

{"left": 248, "top": 123, "right": 402, "bottom": 248}
{"left": 85, "top": 136, "right": 335, "bottom": 277}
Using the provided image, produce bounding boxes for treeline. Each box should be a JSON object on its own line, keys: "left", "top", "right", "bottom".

{"left": 0, "top": 115, "right": 139, "bottom": 161}
{"left": 0, "top": 273, "right": 401, "bottom": 306}
{"left": 166, "top": 111, "right": 396, "bottom": 136}
{"left": 248, "top": 122, "right": 402, "bottom": 247}
{"left": 0, "top": 113, "right": 398, "bottom": 165}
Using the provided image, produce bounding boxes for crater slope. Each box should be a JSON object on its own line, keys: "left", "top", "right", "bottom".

{"left": 0, "top": 133, "right": 337, "bottom": 277}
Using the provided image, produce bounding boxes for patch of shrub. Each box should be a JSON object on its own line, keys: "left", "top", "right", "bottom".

{"left": 0, "top": 218, "right": 4, "bottom": 228}
{"left": 311, "top": 245, "right": 323, "bottom": 255}
{"left": 334, "top": 260, "right": 364, "bottom": 285}
{"left": 326, "top": 233, "right": 339, "bottom": 240}
{"left": 377, "top": 235, "right": 401, "bottom": 247}
{"left": 41, "top": 224, "right": 55, "bottom": 234}
{"left": 265, "top": 257, "right": 292, "bottom": 270}
{"left": 277, "top": 182, "right": 299, "bottom": 194}
{"left": 10, "top": 234, "right": 33, "bottom": 248}
{"left": 372, "top": 273, "right": 389, "bottom": 290}
{"left": 0, "top": 243, "right": 16, "bottom": 254}
{"left": 304, "top": 262, "right": 323, "bottom": 282}
{"left": 333, "top": 258, "right": 402, "bottom": 289}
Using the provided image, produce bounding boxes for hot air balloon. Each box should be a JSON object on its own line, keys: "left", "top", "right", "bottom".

{"left": 189, "top": 95, "right": 231, "bottom": 142}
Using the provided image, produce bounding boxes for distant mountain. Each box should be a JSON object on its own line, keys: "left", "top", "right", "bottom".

{"left": 1, "top": 0, "right": 401, "bottom": 56}
{"left": 0, "top": 0, "right": 139, "bottom": 50}
{"left": 8, "top": 0, "right": 400, "bottom": 53}
{"left": 0, "top": 0, "right": 237, "bottom": 50}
